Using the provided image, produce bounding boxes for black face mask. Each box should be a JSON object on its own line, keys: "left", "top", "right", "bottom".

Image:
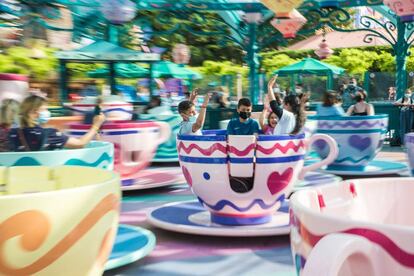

{"left": 355, "top": 95, "right": 363, "bottom": 102}
{"left": 239, "top": 111, "right": 251, "bottom": 120}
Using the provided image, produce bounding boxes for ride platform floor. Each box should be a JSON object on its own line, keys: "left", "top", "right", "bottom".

{"left": 104, "top": 145, "right": 407, "bottom": 276}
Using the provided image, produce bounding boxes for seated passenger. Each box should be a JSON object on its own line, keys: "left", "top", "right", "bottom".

{"left": 267, "top": 76, "right": 306, "bottom": 135}
{"left": 0, "top": 99, "right": 19, "bottom": 152}
{"left": 346, "top": 89, "right": 374, "bottom": 116}
{"left": 9, "top": 95, "right": 105, "bottom": 151}
{"left": 227, "top": 98, "right": 260, "bottom": 135}
{"left": 178, "top": 89, "right": 210, "bottom": 135}
{"left": 260, "top": 98, "right": 278, "bottom": 135}
{"left": 316, "top": 91, "right": 345, "bottom": 117}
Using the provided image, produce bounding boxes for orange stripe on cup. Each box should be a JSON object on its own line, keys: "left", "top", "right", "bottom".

{"left": 0, "top": 193, "right": 119, "bottom": 275}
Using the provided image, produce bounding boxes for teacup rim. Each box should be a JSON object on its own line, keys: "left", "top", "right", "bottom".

{"left": 0, "top": 166, "right": 120, "bottom": 199}
{"left": 177, "top": 133, "right": 306, "bottom": 142}
{"left": 290, "top": 177, "right": 414, "bottom": 233}
{"left": 308, "top": 114, "right": 388, "bottom": 121}
{"left": 0, "top": 141, "right": 113, "bottom": 156}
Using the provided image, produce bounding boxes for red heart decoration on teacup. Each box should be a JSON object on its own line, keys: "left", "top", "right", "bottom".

{"left": 182, "top": 166, "right": 193, "bottom": 187}
{"left": 267, "top": 168, "right": 293, "bottom": 195}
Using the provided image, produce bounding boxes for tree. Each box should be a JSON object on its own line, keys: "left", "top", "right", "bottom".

{"left": 324, "top": 48, "right": 378, "bottom": 76}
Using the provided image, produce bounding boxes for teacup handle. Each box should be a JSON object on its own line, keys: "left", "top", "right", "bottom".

{"left": 303, "top": 233, "right": 380, "bottom": 276}
{"left": 299, "top": 134, "right": 338, "bottom": 179}
{"left": 154, "top": 121, "right": 171, "bottom": 145}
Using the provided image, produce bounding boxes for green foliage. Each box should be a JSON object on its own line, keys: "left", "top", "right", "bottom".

{"left": 67, "top": 63, "right": 105, "bottom": 79}
{"left": 324, "top": 48, "right": 378, "bottom": 75}
{"left": 0, "top": 46, "right": 58, "bottom": 79}
{"left": 262, "top": 54, "right": 298, "bottom": 73}
{"left": 196, "top": 60, "right": 248, "bottom": 76}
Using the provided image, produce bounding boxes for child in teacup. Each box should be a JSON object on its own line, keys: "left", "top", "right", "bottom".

{"left": 260, "top": 96, "right": 278, "bottom": 135}
{"left": 178, "top": 89, "right": 210, "bottom": 135}
{"left": 267, "top": 76, "right": 306, "bottom": 135}
{"left": 227, "top": 98, "right": 260, "bottom": 135}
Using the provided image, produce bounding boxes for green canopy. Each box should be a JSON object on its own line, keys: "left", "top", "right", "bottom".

{"left": 152, "top": 61, "right": 202, "bottom": 80}
{"left": 87, "top": 63, "right": 149, "bottom": 78}
{"left": 56, "top": 40, "right": 160, "bottom": 62}
{"left": 274, "top": 58, "right": 345, "bottom": 76}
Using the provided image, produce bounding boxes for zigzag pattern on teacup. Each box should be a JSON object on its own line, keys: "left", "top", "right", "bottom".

{"left": 198, "top": 194, "right": 285, "bottom": 212}
{"left": 0, "top": 193, "right": 119, "bottom": 275}
{"left": 177, "top": 140, "right": 305, "bottom": 156}
{"left": 318, "top": 120, "right": 385, "bottom": 129}
{"left": 292, "top": 215, "right": 414, "bottom": 269}
{"left": 335, "top": 155, "right": 372, "bottom": 164}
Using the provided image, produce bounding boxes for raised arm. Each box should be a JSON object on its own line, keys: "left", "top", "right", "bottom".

{"left": 65, "top": 114, "right": 105, "bottom": 149}
{"left": 260, "top": 96, "right": 269, "bottom": 131}
{"left": 189, "top": 88, "right": 199, "bottom": 103}
{"left": 267, "top": 75, "right": 277, "bottom": 102}
{"left": 192, "top": 93, "right": 210, "bottom": 133}
{"left": 267, "top": 76, "right": 283, "bottom": 119}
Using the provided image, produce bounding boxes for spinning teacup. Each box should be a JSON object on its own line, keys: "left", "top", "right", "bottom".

{"left": 0, "top": 166, "right": 120, "bottom": 275}
{"left": 177, "top": 132, "right": 338, "bottom": 226}
{"left": 290, "top": 177, "right": 414, "bottom": 276}
{"left": 67, "top": 121, "right": 170, "bottom": 185}
{"left": 0, "top": 141, "right": 113, "bottom": 170}
{"left": 309, "top": 115, "right": 388, "bottom": 170}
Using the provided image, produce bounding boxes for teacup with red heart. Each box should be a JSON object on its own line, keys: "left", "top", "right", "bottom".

{"left": 177, "top": 133, "right": 338, "bottom": 226}
{"left": 309, "top": 115, "right": 388, "bottom": 170}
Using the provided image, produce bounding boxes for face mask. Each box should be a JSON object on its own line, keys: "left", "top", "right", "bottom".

{"left": 37, "top": 110, "right": 51, "bottom": 125}
{"left": 239, "top": 111, "right": 251, "bottom": 120}
{"left": 188, "top": 114, "right": 197, "bottom": 123}
{"left": 406, "top": 94, "right": 411, "bottom": 98}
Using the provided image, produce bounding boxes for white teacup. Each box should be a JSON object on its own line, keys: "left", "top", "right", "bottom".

{"left": 290, "top": 178, "right": 414, "bottom": 276}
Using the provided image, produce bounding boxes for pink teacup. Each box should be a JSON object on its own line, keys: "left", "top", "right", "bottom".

{"left": 290, "top": 178, "right": 414, "bottom": 276}
{"left": 177, "top": 132, "right": 338, "bottom": 226}
{"left": 67, "top": 121, "right": 170, "bottom": 185}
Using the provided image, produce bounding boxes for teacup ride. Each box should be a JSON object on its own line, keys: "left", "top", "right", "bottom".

{"left": 0, "top": 165, "right": 153, "bottom": 275}
{"left": 0, "top": 143, "right": 156, "bottom": 270}
{"left": 64, "top": 95, "right": 134, "bottom": 121}
{"left": 308, "top": 114, "right": 408, "bottom": 175}
{"left": 148, "top": 132, "right": 339, "bottom": 236}
{"left": 67, "top": 120, "right": 185, "bottom": 190}
{"left": 290, "top": 177, "right": 414, "bottom": 276}
{"left": 139, "top": 113, "right": 182, "bottom": 162}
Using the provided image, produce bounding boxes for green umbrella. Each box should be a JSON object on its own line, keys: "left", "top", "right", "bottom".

{"left": 274, "top": 58, "right": 345, "bottom": 76}
{"left": 152, "top": 61, "right": 202, "bottom": 80}
{"left": 87, "top": 63, "right": 150, "bottom": 78}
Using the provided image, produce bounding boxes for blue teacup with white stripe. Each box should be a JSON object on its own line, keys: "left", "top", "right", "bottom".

{"left": 309, "top": 115, "right": 389, "bottom": 171}
{"left": 177, "top": 132, "right": 338, "bottom": 226}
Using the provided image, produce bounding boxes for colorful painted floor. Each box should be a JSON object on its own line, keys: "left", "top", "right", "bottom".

{"left": 104, "top": 146, "right": 407, "bottom": 276}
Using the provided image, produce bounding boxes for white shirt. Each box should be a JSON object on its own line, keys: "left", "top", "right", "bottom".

{"left": 273, "top": 109, "right": 296, "bottom": 135}
{"left": 179, "top": 121, "right": 202, "bottom": 135}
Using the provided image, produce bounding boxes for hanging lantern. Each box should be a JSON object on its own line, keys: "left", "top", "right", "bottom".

{"left": 270, "top": 9, "right": 307, "bottom": 39}
{"left": 260, "top": 0, "right": 304, "bottom": 18}
{"left": 314, "top": 29, "right": 333, "bottom": 59}
{"left": 100, "top": 0, "right": 137, "bottom": 25}
{"left": 384, "top": 0, "right": 414, "bottom": 22}
{"left": 172, "top": 44, "right": 191, "bottom": 65}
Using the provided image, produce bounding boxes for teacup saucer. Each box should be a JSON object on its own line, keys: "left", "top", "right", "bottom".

{"left": 122, "top": 167, "right": 186, "bottom": 191}
{"left": 147, "top": 200, "right": 290, "bottom": 237}
{"left": 105, "top": 225, "right": 156, "bottom": 270}
{"left": 294, "top": 171, "right": 342, "bottom": 191}
{"left": 306, "top": 159, "right": 409, "bottom": 176}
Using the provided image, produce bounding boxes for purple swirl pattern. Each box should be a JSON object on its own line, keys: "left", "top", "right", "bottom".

{"left": 318, "top": 121, "right": 385, "bottom": 129}
{"left": 198, "top": 194, "right": 285, "bottom": 212}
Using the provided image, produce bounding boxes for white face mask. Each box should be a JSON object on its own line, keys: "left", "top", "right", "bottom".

{"left": 188, "top": 114, "right": 198, "bottom": 123}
